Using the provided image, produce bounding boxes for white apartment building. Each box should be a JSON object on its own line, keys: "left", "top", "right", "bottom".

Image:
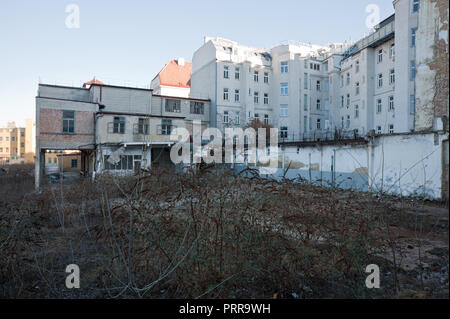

{"left": 190, "top": 37, "right": 350, "bottom": 138}
{"left": 190, "top": 0, "right": 448, "bottom": 140}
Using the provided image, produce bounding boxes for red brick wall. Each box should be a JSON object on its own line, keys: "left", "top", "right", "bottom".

{"left": 39, "top": 109, "right": 95, "bottom": 149}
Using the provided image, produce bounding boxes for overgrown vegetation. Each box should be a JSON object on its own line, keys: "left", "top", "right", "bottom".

{"left": 0, "top": 164, "right": 448, "bottom": 298}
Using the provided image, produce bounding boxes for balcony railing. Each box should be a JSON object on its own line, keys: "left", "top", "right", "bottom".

{"left": 278, "top": 129, "right": 364, "bottom": 143}
{"left": 345, "top": 20, "right": 395, "bottom": 57}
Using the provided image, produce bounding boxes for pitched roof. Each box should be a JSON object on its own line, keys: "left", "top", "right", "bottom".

{"left": 83, "top": 77, "right": 104, "bottom": 87}
{"left": 155, "top": 60, "right": 192, "bottom": 88}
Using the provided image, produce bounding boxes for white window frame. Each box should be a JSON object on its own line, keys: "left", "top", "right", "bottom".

{"left": 223, "top": 88, "right": 229, "bottom": 101}
{"left": 280, "top": 83, "right": 288, "bottom": 96}
{"left": 389, "top": 96, "right": 394, "bottom": 111}
{"left": 280, "top": 104, "right": 288, "bottom": 117}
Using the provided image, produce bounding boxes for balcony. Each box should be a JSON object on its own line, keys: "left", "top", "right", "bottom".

{"left": 345, "top": 19, "right": 395, "bottom": 57}
{"left": 278, "top": 129, "right": 365, "bottom": 144}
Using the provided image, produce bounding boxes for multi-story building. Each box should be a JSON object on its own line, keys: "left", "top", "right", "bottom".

{"left": 35, "top": 81, "right": 210, "bottom": 188}
{"left": 0, "top": 121, "right": 34, "bottom": 165}
{"left": 190, "top": 0, "right": 448, "bottom": 140}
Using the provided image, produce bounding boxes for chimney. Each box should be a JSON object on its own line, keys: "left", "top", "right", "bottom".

{"left": 178, "top": 57, "right": 185, "bottom": 66}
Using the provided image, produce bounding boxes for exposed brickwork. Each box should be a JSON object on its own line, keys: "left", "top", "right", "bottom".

{"left": 429, "top": 0, "right": 449, "bottom": 124}
{"left": 39, "top": 108, "right": 95, "bottom": 149}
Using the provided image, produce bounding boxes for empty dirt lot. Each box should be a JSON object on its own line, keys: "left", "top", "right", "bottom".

{"left": 0, "top": 164, "right": 448, "bottom": 298}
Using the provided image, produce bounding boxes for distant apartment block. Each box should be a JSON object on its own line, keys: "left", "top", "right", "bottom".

{"left": 0, "top": 120, "right": 35, "bottom": 165}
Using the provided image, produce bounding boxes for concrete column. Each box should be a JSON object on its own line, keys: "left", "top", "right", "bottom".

{"left": 35, "top": 149, "right": 45, "bottom": 191}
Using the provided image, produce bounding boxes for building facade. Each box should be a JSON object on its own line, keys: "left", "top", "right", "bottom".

{"left": 190, "top": 0, "right": 448, "bottom": 140}
{"left": 35, "top": 82, "right": 210, "bottom": 188}
{"left": 0, "top": 121, "right": 35, "bottom": 165}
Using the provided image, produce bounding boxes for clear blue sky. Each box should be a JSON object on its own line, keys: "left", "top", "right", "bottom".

{"left": 0, "top": 0, "right": 394, "bottom": 127}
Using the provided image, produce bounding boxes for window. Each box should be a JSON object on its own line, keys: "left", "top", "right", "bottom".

{"left": 71, "top": 159, "right": 78, "bottom": 168}
{"left": 165, "top": 99, "right": 181, "bottom": 113}
{"left": 21, "top": 132, "right": 24, "bottom": 137}
{"left": 389, "top": 124, "right": 394, "bottom": 134}
{"left": 346, "top": 94, "right": 350, "bottom": 108}
{"left": 316, "top": 99, "right": 321, "bottom": 110}
{"left": 223, "top": 88, "right": 229, "bottom": 101}
{"left": 346, "top": 73, "right": 350, "bottom": 85}
{"left": 411, "top": 28, "right": 416, "bottom": 47}
{"left": 104, "top": 155, "right": 134, "bottom": 170}
{"left": 21, "top": 142, "right": 24, "bottom": 147}
{"left": 190, "top": 101, "right": 205, "bottom": 114}
{"left": 410, "top": 95, "right": 415, "bottom": 114}
{"left": 48, "top": 158, "right": 51, "bottom": 164}
{"left": 113, "top": 117, "right": 125, "bottom": 134}
{"left": 377, "top": 73, "right": 383, "bottom": 88}
{"left": 264, "top": 93, "right": 269, "bottom": 105}
{"left": 161, "top": 119, "right": 173, "bottom": 135}
{"left": 280, "top": 104, "right": 288, "bottom": 117}
{"left": 280, "top": 126, "right": 288, "bottom": 138}
{"left": 316, "top": 119, "right": 321, "bottom": 130}
{"left": 390, "top": 69, "right": 395, "bottom": 84}
{"left": 324, "top": 80, "right": 329, "bottom": 91}
{"left": 341, "top": 96, "right": 344, "bottom": 108}
{"left": 389, "top": 96, "right": 394, "bottom": 111}
{"left": 281, "top": 61, "right": 288, "bottom": 73}
{"left": 340, "top": 75, "right": 344, "bottom": 87}
{"left": 12, "top": 136, "right": 15, "bottom": 141}
{"left": 264, "top": 114, "right": 269, "bottom": 125}
{"left": 412, "top": 0, "right": 419, "bottom": 12}
{"left": 303, "top": 116, "right": 308, "bottom": 133}
{"left": 377, "top": 49, "right": 383, "bottom": 63}
{"left": 224, "top": 66, "right": 229, "bottom": 79}
{"left": 377, "top": 126, "right": 382, "bottom": 134}
{"left": 235, "top": 112, "right": 240, "bottom": 125}
{"left": 254, "top": 91, "right": 259, "bottom": 104}
{"left": 264, "top": 72, "right": 269, "bottom": 83}
{"left": 377, "top": 99, "right": 382, "bottom": 113}
{"left": 355, "top": 105, "right": 359, "bottom": 118}
{"left": 62, "top": 110, "right": 75, "bottom": 133}
{"left": 5, "top": 148, "right": 8, "bottom": 153}
{"left": 304, "top": 94, "right": 308, "bottom": 111}
{"left": 235, "top": 67, "right": 240, "bottom": 80}
{"left": 280, "top": 83, "right": 288, "bottom": 95}
{"left": 346, "top": 115, "right": 350, "bottom": 128}
{"left": 223, "top": 111, "right": 229, "bottom": 124}
{"left": 410, "top": 61, "right": 416, "bottom": 80}
{"left": 316, "top": 80, "right": 321, "bottom": 91}
{"left": 254, "top": 71, "right": 259, "bottom": 82}
{"left": 356, "top": 60, "right": 360, "bottom": 73}
{"left": 5, "top": 137, "right": 8, "bottom": 141}
{"left": 254, "top": 113, "right": 259, "bottom": 120}
{"left": 390, "top": 44, "right": 395, "bottom": 59}
{"left": 0, "top": 137, "right": 2, "bottom": 141}
{"left": 137, "top": 118, "right": 149, "bottom": 134}
{"left": 304, "top": 73, "right": 308, "bottom": 89}
{"left": 356, "top": 82, "right": 360, "bottom": 95}
{"left": 234, "top": 89, "right": 240, "bottom": 102}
